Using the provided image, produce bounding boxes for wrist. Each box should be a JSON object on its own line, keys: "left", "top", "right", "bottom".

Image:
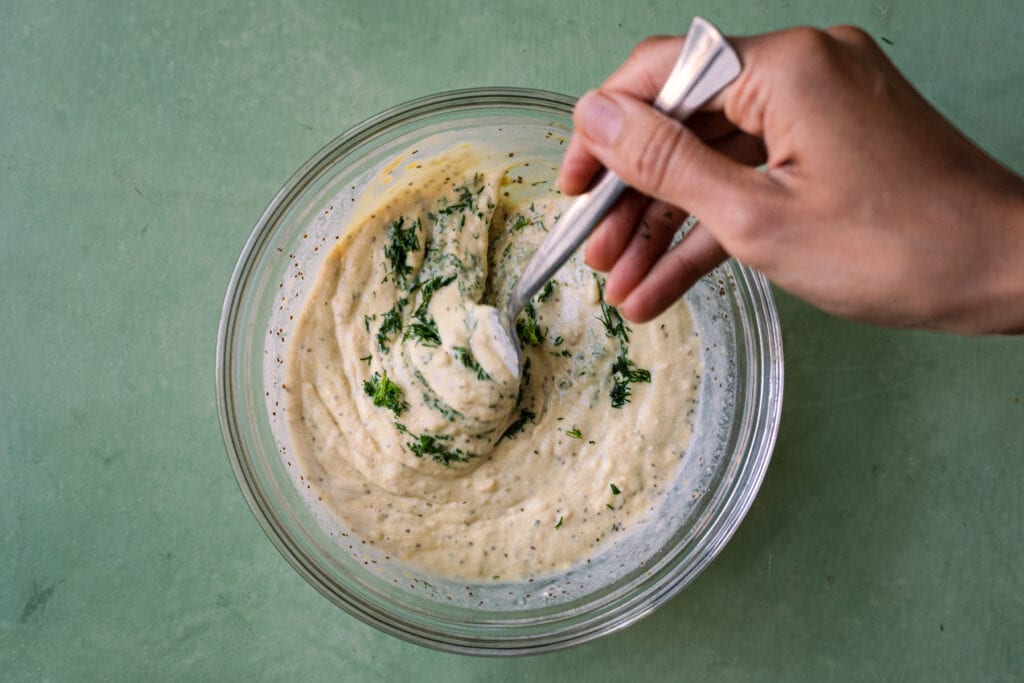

{"left": 971, "top": 175, "right": 1024, "bottom": 335}
{"left": 921, "top": 168, "right": 1024, "bottom": 336}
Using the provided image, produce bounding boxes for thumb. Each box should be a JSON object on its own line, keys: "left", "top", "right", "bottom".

{"left": 572, "top": 89, "right": 773, "bottom": 243}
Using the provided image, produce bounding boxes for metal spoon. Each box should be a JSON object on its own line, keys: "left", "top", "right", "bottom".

{"left": 494, "top": 16, "right": 742, "bottom": 372}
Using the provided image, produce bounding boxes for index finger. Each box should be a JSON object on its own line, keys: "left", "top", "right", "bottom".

{"left": 557, "top": 34, "right": 740, "bottom": 194}
{"left": 603, "top": 35, "right": 686, "bottom": 100}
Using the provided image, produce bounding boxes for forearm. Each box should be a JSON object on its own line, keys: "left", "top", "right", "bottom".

{"left": 977, "top": 176, "right": 1024, "bottom": 334}
{"left": 934, "top": 166, "right": 1024, "bottom": 335}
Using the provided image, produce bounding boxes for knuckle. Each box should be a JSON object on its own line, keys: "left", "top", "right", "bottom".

{"left": 782, "top": 26, "right": 837, "bottom": 63}
{"left": 621, "top": 35, "right": 680, "bottom": 96}
{"left": 630, "top": 121, "right": 689, "bottom": 199}
{"left": 629, "top": 35, "right": 674, "bottom": 62}
{"left": 723, "top": 199, "right": 764, "bottom": 246}
{"left": 666, "top": 242, "right": 705, "bottom": 287}
{"left": 768, "top": 27, "right": 867, "bottom": 97}
{"left": 723, "top": 67, "right": 766, "bottom": 133}
{"left": 825, "top": 24, "right": 876, "bottom": 49}
{"left": 721, "top": 182, "right": 782, "bottom": 253}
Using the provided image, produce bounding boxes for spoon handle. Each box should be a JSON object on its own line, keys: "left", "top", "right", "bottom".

{"left": 505, "top": 16, "right": 741, "bottom": 321}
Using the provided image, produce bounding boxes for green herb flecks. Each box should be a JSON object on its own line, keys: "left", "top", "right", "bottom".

{"left": 555, "top": 516, "right": 564, "bottom": 529}
{"left": 610, "top": 381, "right": 631, "bottom": 408}
{"left": 537, "top": 280, "right": 557, "bottom": 303}
{"left": 376, "top": 298, "right": 406, "bottom": 353}
{"left": 595, "top": 277, "right": 630, "bottom": 344}
{"left": 594, "top": 274, "right": 650, "bottom": 408}
{"left": 566, "top": 426, "right": 583, "bottom": 439}
{"left": 612, "top": 351, "right": 652, "bottom": 383}
{"left": 437, "top": 184, "right": 477, "bottom": 216}
{"left": 516, "top": 301, "right": 544, "bottom": 346}
{"left": 610, "top": 483, "right": 622, "bottom": 495}
{"left": 362, "top": 370, "right": 408, "bottom": 417}
{"left": 452, "top": 346, "right": 491, "bottom": 381}
{"left": 408, "top": 434, "right": 470, "bottom": 466}
{"left": 395, "top": 423, "right": 473, "bottom": 467}
{"left": 499, "top": 409, "right": 536, "bottom": 442}
{"left": 396, "top": 274, "right": 454, "bottom": 349}
{"left": 509, "top": 213, "right": 529, "bottom": 232}
{"left": 598, "top": 294, "right": 626, "bottom": 344}
{"left": 411, "top": 274, "right": 456, "bottom": 320}
{"left": 409, "top": 369, "right": 462, "bottom": 421}
{"left": 609, "top": 348, "right": 652, "bottom": 408}
{"left": 383, "top": 217, "right": 420, "bottom": 288}
{"left": 515, "top": 356, "right": 532, "bottom": 406}
{"left": 403, "top": 318, "right": 441, "bottom": 347}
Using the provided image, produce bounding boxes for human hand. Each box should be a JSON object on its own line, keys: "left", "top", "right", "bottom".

{"left": 558, "top": 26, "right": 1024, "bottom": 334}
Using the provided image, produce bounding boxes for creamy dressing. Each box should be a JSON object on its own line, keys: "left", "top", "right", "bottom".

{"left": 284, "top": 145, "right": 702, "bottom": 581}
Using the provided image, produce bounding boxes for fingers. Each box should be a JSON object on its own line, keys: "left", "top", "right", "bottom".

{"left": 583, "top": 189, "right": 650, "bottom": 271}
{"left": 602, "top": 35, "right": 686, "bottom": 100}
{"left": 572, "top": 89, "right": 771, "bottom": 238}
{"left": 556, "top": 33, "right": 734, "bottom": 196}
{"left": 602, "top": 201, "right": 685, "bottom": 305}
{"left": 617, "top": 221, "right": 729, "bottom": 323}
{"left": 585, "top": 126, "right": 768, "bottom": 312}
{"left": 559, "top": 110, "right": 751, "bottom": 194}
{"left": 557, "top": 26, "right": 803, "bottom": 324}
{"left": 557, "top": 133, "right": 603, "bottom": 195}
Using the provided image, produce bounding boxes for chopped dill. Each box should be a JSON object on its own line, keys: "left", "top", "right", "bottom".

{"left": 609, "top": 348, "right": 651, "bottom": 408}
{"left": 452, "top": 345, "right": 491, "bottom": 381}
{"left": 395, "top": 423, "right": 472, "bottom": 466}
{"left": 594, "top": 274, "right": 630, "bottom": 343}
{"left": 537, "top": 280, "right": 557, "bottom": 303}
{"left": 516, "top": 301, "right": 544, "bottom": 346}
{"left": 383, "top": 217, "right": 420, "bottom": 288}
{"left": 592, "top": 274, "right": 649, "bottom": 408}
{"left": 403, "top": 318, "right": 442, "bottom": 346}
{"left": 410, "top": 274, "right": 456, "bottom": 320}
{"left": 362, "top": 370, "right": 408, "bottom": 417}
{"left": 410, "top": 369, "right": 462, "bottom": 421}
{"left": 515, "top": 356, "right": 532, "bottom": 405}
{"left": 375, "top": 298, "right": 406, "bottom": 353}
{"left": 499, "top": 409, "right": 536, "bottom": 442}
{"left": 566, "top": 426, "right": 583, "bottom": 439}
{"left": 612, "top": 351, "right": 652, "bottom": 383}
{"left": 437, "top": 184, "right": 476, "bottom": 216}
{"left": 610, "top": 380, "right": 631, "bottom": 408}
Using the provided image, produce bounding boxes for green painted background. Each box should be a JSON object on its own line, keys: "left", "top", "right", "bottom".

{"left": 2, "top": 1, "right": 1021, "bottom": 680}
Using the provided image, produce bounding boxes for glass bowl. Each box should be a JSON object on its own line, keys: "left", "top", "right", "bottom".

{"left": 216, "top": 87, "right": 783, "bottom": 655}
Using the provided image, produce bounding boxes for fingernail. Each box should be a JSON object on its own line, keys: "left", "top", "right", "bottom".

{"left": 576, "top": 90, "right": 623, "bottom": 146}
{"left": 603, "top": 274, "right": 625, "bottom": 306}
{"left": 554, "top": 170, "right": 569, "bottom": 194}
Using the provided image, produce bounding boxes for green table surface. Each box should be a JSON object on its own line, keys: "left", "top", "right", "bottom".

{"left": 3, "top": 1, "right": 1022, "bottom": 680}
